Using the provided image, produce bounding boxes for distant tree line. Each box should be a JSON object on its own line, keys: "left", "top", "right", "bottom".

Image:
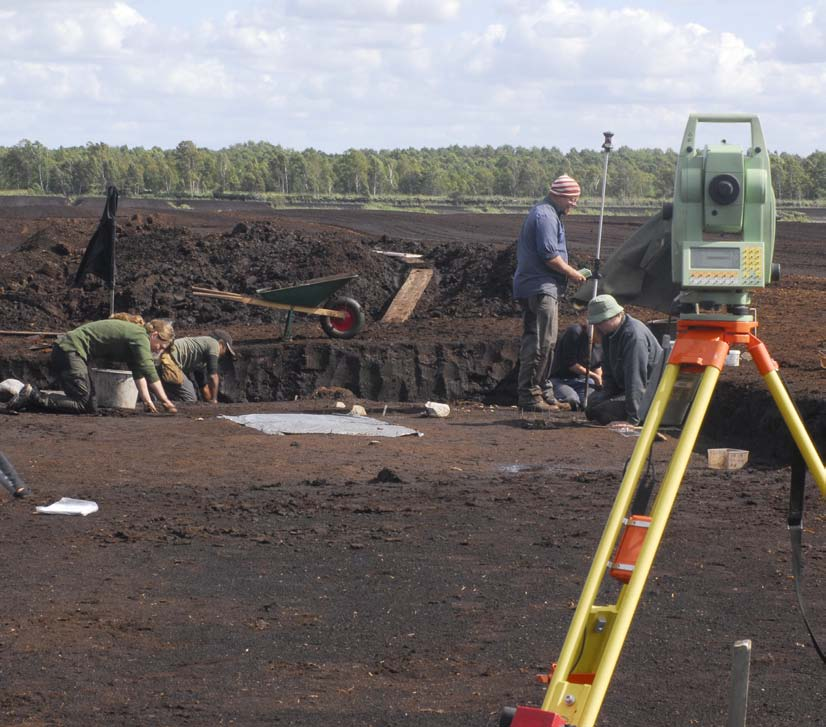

{"left": 0, "top": 139, "right": 821, "bottom": 201}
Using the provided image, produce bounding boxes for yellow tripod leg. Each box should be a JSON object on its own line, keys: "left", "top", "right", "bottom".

{"left": 543, "top": 364, "right": 720, "bottom": 726}
{"left": 762, "top": 370, "right": 826, "bottom": 495}
{"left": 545, "top": 363, "right": 677, "bottom": 695}
{"left": 577, "top": 364, "right": 720, "bottom": 726}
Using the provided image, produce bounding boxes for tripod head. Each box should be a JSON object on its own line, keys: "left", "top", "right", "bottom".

{"left": 670, "top": 114, "right": 779, "bottom": 320}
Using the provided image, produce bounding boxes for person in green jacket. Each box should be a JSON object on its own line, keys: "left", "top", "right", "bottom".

{"left": 7, "top": 318, "right": 178, "bottom": 414}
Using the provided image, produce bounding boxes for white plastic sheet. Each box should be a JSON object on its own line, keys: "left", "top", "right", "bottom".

{"left": 35, "top": 497, "right": 99, "bottom": 516}
{"left": 220, "top": 413, "right": 422, "bottom": 438}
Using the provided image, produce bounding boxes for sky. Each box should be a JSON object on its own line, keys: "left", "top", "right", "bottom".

{"left": 1, "top": 0, "right": 826, "bottom": 154}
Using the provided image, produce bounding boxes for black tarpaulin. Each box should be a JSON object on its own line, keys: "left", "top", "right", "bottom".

{"left": 73, "top": 186, "right": 119, "bottom": 287}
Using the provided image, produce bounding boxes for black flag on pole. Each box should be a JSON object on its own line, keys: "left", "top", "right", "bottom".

{"left": 73, "top": 186, "right": 119, "bottom": 287}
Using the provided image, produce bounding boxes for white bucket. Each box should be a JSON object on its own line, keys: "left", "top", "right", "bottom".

{"left": 90, "top": 368, "right": 139, "bottom": 409}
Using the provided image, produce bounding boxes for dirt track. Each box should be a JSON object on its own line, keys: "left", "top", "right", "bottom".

{"left": 1, "top": 200, "right": 826, "bottom": 727}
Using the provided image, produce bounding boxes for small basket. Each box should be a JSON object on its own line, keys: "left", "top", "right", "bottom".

{"left": 707, "top": 448, "right": 749, "bottom": 470}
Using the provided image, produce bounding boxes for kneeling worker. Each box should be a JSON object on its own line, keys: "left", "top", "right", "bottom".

{"left": 160, "top": 330, "right": 236, "bottom": 404}
{"left": 584, "top": 294, "right": 662, "bottom": 426}
{"left": 7, "top": 318, "right": 178, "bottom": 414}
{"left": 546, "top": 314, "right": 603, "bottom": 411}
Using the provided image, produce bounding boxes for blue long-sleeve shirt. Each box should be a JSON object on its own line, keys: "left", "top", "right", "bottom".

{"left": 512, "top": 196, "right": 569, "bottom": 299}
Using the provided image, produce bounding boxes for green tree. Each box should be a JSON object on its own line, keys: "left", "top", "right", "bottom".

{"left": 334, "top": 149, "right": 370, "bottom": 194}
{"left": 175, "top": 140, "right": 202, "bottom": 195}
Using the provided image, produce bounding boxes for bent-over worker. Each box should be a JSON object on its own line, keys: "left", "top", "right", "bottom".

{"left": 160, "top": 330, "right": 236, "bottom": 404}
{"left": 6, "top": 318, "right": 178, "bottom": 414}
{"left": 546, "top": 316, "right": 603, "bottom": 411}
{"left": 584, "top": 294, "right": 662, "bottom": 425}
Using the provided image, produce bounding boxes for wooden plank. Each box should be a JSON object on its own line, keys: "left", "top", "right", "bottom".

{"left": 381, "top": 268, "right": 433, "bottom": 323}
{"left": 0, "top": 329, "right": 61, "bottom": 337}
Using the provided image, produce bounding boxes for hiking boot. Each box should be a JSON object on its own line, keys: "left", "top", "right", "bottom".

{"left": 6, "top": 384, "right": 35, "bottom": 412}
{"left": 520, "top": 398, "right": 555, "bottom": 413}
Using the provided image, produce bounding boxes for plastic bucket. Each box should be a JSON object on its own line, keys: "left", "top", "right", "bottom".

{"left": 89, "top": 368, "right": 139, "bottom": 409}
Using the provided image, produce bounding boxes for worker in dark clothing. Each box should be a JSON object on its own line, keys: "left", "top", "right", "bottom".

{"left": 545, "top": 317, "right": 603, "bottom": 411}
{"left": 6, "top": 318, "right": 178, "bottom": 414}
{"left": 584, "top": 294, "right": 662, "bottom": 425}
{"left": 160, "top": 330, "right": 236, "bottom": 403}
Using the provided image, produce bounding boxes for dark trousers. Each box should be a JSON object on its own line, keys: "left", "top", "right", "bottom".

{"left": 517, "top": 293, "right": 559, "bottom": 404}
{"left": 585, "top": 390, "right": 628, "bottom": 425}
{"left": 164, "top": 376, "right": 198, "bottom": 403}
{"left": 37, "top": 346, "right": 96, "bottom": 414}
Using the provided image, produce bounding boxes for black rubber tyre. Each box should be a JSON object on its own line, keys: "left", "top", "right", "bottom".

{"left": 320, "top": 296, "right": 365, "bottom": 340}
{"left": 662, "top": 202, "right": 673, "bottom": 220}
{"left": 499, "top": 707, "right": 516, "bottom": 727}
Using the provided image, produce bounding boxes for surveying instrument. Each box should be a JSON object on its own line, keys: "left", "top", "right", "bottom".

{"left": 500, "top": 114, "right": 826, "bottom": 727}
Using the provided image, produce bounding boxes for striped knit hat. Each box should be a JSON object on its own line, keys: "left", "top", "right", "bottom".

{"left": 550, "top": 175, "right": 581, "bottom": 197}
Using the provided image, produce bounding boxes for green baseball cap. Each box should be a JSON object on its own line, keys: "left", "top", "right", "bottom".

{"left": 587, "top": 294, "right": 624, "bottom": 324}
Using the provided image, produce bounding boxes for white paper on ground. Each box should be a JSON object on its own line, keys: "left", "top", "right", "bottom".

{"left": 220, "top": 413, "right": 422, "bottom": 438}
{"left": 35, "top": 497, "right": 99, "bottom": 516}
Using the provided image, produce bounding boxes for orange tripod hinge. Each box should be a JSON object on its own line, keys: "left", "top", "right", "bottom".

{"left": 747, "top": 336, "right": 778, "bottom": 376}
{"left": 671, "top": 318, "right": 778, "bottom": 374}
{"left": 536, "top": 662, "right": 594, "bottom": 685}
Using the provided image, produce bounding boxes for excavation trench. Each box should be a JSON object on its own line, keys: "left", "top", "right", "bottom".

{"left": 3, "top": 335, "right": 822, "bottom": 468}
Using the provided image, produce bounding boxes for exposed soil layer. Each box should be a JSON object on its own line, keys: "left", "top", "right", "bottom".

{"left": 1, "top": 199, "right": 824, "bottom": 456}
{"left": 1, "top": 200, "right": 825, "bottom": 727}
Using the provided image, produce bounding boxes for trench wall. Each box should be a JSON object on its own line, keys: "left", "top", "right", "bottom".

{"left": 2, "top": 341, "right": 824, "bottom": 466}
{"left": 221, "top": 339, "right": 521, "bottom": 404}
{"left": 0, "top": 338, "right": 521, "bottom": 407}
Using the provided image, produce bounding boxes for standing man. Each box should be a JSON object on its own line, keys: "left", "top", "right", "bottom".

{"left": 513, "top": 175, "right": 587, "bottom": 412}
{"left": 584, "top": 294, "right": 663, "bottom": 425}
{"left": 160, "top": 330, "right": 236, "bottom": 404}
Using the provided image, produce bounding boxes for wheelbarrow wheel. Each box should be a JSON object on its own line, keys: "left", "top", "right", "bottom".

{"left": 321, "top": 296, "right": 365, "bottom": 340}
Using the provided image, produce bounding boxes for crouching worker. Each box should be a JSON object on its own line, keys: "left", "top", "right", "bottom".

{"left": 7, "top": 318, "right": 178, "bottom": 414}
{"left": 545, "top": 314, "right": 603, "bottom": 411}
{"left": 159, "top": 330, "right": 236, "bottom": 404}
{"left": 584, "top": 294, "right": 662, "bottom": 426}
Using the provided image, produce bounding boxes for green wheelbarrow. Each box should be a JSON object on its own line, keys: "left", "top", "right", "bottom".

{"left": 192, "top": 272, "right": 366, "bottom": 340}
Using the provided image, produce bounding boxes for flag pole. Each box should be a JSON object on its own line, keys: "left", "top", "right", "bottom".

{"left": 108, "top": 235, "right": 116, "bottom": 316}
{"left": 108, "top": 186, "right": 118, "bottom": 316}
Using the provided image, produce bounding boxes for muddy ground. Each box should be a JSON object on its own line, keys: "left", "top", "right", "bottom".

{"left": 1, "top": 199, "right": 826, "bottom": 727}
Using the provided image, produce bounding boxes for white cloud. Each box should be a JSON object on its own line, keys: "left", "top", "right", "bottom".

{"left": 0, "top": 1, "right": 148, "bottom": 59}
{"left": 7, "top": 61, "right": 103, "bottom": 101}
{"left": 285, "top": 0, "right": 460, "bottom": 22}
{"left": 774, "top": 3, "right": 826, "bottom": 62}
{"left": 0, "top": 0, "right": 823, "bottom": 152}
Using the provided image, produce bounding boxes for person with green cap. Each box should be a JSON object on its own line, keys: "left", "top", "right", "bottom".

{"left": 584, "top": 294, "right": 662, "bottom": 425}
{"left": 513, "top": 174, "right": 588, "bottom": 412}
